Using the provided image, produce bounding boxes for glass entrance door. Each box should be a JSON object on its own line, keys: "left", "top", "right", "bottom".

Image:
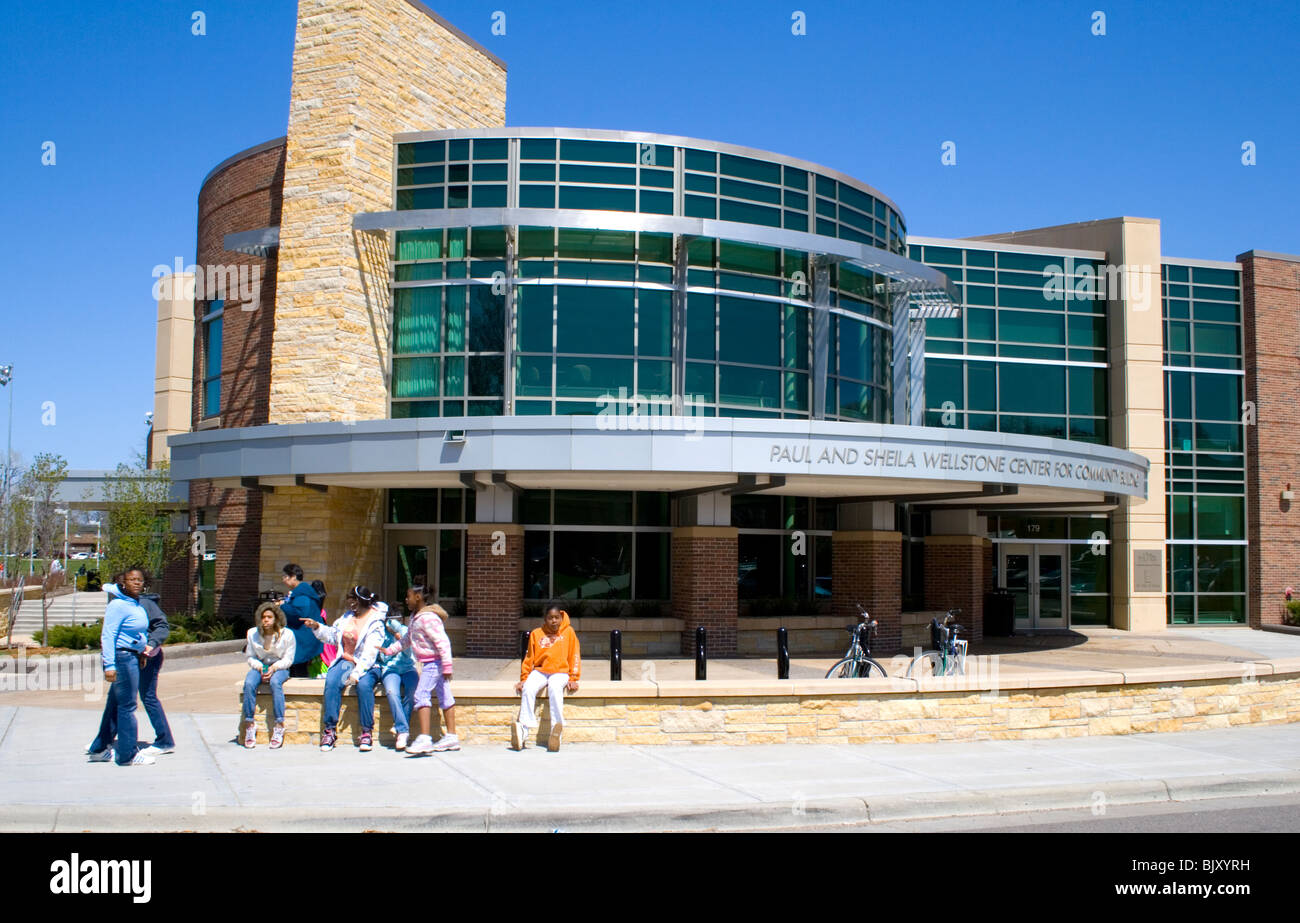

{"left": 387, "top": 529, "right": 436, "bottom": 607}
{"left": 1001, "top": 543, "right": 1068, "bottom": 630}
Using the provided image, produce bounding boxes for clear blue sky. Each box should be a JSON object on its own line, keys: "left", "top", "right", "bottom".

{"left": 2, "top": 0, "right": 1297, "bottom": 470}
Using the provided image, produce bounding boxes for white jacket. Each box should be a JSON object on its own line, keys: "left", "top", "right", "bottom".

{"left": 245, "top": 626, "right": 296, "bottom": 673}
{"left": 311, "top": 606, "right": 387, "bottom": 681}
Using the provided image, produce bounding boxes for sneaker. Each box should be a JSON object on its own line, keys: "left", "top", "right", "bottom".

{"left": 140, "top": 744, "right": 175, "bottom": 756}
{"left": 244, "top": 723, "right": 257, "bottom": 749}
{"left": 395, "top": 732, "right": 409, "bottom": 751}
{"left": 270, "top": 726, "right": 285, "bottom": 749}
{"left": 405, "top": 734, "right": 434, "bottom": 756}
{"left": 547, "top": 723, "right": 563, "bottom": 753}
{"left": 359, "top": 732, "right": 373, "bottom": 751}
{"left": 432, "top": 733, "right": 460, "bottom": 752}
{"left": 123, "top": 752, "right": 156, "bottom": 766}
{"left": 320, "top": 728, "right": 337, "bottom": 752}
{"left": 87, "top": 748, "right": 113, "bottom": 763}
{"left": 510, "top": 721, "right": 528, "bottom": 751}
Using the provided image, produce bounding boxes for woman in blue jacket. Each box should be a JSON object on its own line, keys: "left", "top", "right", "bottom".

{"left": 96, "top": 566, "right": 155, "bottom": 766}
{"left": 278, "top": 563, "right": 324, "bottom": 672}
{"left": 87, "top": 573, "right": 175, "bottom": 761}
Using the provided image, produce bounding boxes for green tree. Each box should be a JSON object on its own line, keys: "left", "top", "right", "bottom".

{"left": 18, "top": 453, "right": 68, "bottom": 568}
{"left": 101, "top": 456, "right": 185, "bottom": 584}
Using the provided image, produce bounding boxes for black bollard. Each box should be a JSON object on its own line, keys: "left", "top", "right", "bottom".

{"left": 777, "top": 627, "right": 790, "bottom": 680}
{"left": 519, "top": 630, "right": 529, "bottom": 661}
{"left": 695, "top": 626, "right": 707, "bottom": 680}
{"left": 610, "top": 629, "right": 622, "bottom": 681}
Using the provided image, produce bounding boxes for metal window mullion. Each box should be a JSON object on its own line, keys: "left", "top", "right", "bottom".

{"left": 811, "top": 256, "right": 830, "bottom": 420}
{"left": 503, "top": 227, "right": 517, "bottom": 413}
{"left": 672, "top": 234, "right": 690, "bottom": 402}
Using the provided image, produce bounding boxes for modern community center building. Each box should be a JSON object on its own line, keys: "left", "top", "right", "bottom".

{"left": 154, "top": 0, "right": 1298, "bottom": 657}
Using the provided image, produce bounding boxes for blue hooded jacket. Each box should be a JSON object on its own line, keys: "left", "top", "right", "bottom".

{"left": 280, "top": 581, "right": 324, "bottom": 665}
{"left": 100, "top": 583, "right": 149, "bottom": 671}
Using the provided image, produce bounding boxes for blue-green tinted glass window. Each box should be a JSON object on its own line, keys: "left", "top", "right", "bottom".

{"left": 1000, "top": 363, "right": 1065, "bottom": 414}
{"left": 517, "top": 286, "right": 553, "bottom": 352}
{"left": 925, "top": 358, "right": 963, "bottom": 409}
{"left": 468, "top": 287, "right": 504, "bottom": 352}
{"left": 393, "top": 357, "right": 440, "bottom": 398}
{"left": 556, "top": 286, "right": 633, "bottom": 354}
{"left": 520, "top": 139, "right": 556, "bottom": 160}
{"left": 719, "top": 297, "right": 779, "bottom": 366}
{"left": 720, "top": 365, "right": 780, "bottom": 408}
{"left": 560, "top": 139, "right": 635, "bottom": 164}
{"left": 203, "top": 314, "right": 222, "bottom": 416}
{"left": 686, "top": 294, "right": 715, "bottom": 360}
{"left": 639, "top": 290, "right": 671, "bottom": 357}
{"left": 556, "top": 357, "right": 633, "bottom": 398}
{"left": 1000, "top": 310, "right": 1065, "bottom": 345}
{"left": 837, "top": 317, "right": 874, "bottom": 382}
{"left": 394, "top": 287, "right": 440, "bottom": 353}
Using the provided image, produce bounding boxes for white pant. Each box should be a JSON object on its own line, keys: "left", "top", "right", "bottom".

{"left": 519, "top": 670, "right": 568, "bottom": 729}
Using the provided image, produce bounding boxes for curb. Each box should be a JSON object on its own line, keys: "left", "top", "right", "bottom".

{"left": 5, "top": 771, "right": 1300, "bottom": 832}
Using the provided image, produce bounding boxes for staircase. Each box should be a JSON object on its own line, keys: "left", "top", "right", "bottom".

{"left": 9, "top": 591, "right": 108, "bottom": 634}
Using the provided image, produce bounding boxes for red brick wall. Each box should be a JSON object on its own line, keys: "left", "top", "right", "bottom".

{"left": 466, "top": 524, "right": 523, "bottom": 657}
{"left": 187, "top": 481, "right": 265, "bottom": 624}
{"left": 185, "top": 140, "right": 285, "bottom": 621}
{"left": 923, "top": 537, "right": 986, "bottom": 643}
{"left": 672, "top": 528, "right": 738, "bottom": 656}
{"left": 832, "top": 532, "right": 902, "bottom": 655}
{"left": 1241, "top": 252, "right": 1300, "bottom": 627}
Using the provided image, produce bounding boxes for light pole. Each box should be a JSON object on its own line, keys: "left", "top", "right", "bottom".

{"left": 0, "top": 364, "right": 12, "bottom": 576}
{"left": 54, "top": 507, "right": 69, "bottom": 572}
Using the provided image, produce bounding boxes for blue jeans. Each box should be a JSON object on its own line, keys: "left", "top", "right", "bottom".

{"left": 110, "top": 650, "right": 141, "bottom": 765}
{"left": 242, "top": 667, "right": 289, "bottom": 723}
{"left": 382, "top": 669, "right": 418, "bottom": 735}
{"left": 89, "top": 650, "right": 174, "bottom": 753}
{"left": 322, "top": 659, "right": 376, "bottom": 732}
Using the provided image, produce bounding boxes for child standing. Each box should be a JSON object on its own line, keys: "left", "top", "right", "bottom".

{"left": 513, "top": 604, "right": 581, "bottom": 752}
{"left": 400, "top": 584, "right": 458, "bottom": 755}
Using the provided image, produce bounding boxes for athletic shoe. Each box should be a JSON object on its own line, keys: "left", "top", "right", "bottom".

{"left": 510, "top": 721, "right": 527, "bottom": 751}
{"left": 359, "top": 732, "right": 373, "bottom": 752}
{"left": 320, "top": 728, "right": 337, "bottom": 752}
{"left": 123, "top": 752, "right": 156, "bottom": 766}
{"left": 140, "top": 744, "right": 175, "bottom": 755}
{"left": 432, "top": 733, "right": 460, "bottom": 752}
{"left": 87, "top": 748, "right": 113, "bottom": 763}
{"left": 547, "top": 723, "right": 563, "bottom": 753}
{"left": 395, "top": 732, "right": 408, "bottom": 751}
{"left": 243, "top": 724, "right": 257, "bottom": 749}
{"left": 269, "top": 726, "right": 285, "bottom": 749}
{"left": 405, "top": 735, "right": 434, "bottom": 756}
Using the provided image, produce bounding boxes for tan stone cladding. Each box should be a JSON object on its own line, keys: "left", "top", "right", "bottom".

{"left": 269, "top": 0, "right": 506, "bottom": 424}
{"left": 257, "top": 485, "right": 385, "bottom": 616}
{"left": 241, "top": 670, "right": 1300, "bottom": 746}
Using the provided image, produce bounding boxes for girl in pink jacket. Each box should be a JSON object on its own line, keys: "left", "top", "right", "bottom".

{"left": 397, "top": 584, "right": 458, "bottom": 755}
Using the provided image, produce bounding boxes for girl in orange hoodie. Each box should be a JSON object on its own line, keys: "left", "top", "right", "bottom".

{"left": 512, "top": 605, "right": 580, "bottom": 752}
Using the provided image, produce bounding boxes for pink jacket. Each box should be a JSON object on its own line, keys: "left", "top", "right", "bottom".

{"left": 399, "top": 605, "right": 453, "bottom": 673}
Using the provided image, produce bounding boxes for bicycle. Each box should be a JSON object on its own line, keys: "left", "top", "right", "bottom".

{"left": 825, "top": 605, "right": 888, "bottom": 678}
{"left": 904, "top": 608, "right": 967, "bottom": 678}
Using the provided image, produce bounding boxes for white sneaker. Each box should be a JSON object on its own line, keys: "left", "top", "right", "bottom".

{"left": 547, "top": 723, "right": 563, "bottom": 753}
{"left": 511, "top": 721, "right": 529, "bottom": 751}
{"left": 395, "top": 732, "right": 409, "bottom": 751}
{"left": 124, "top": 752, "right": 156, "bottom": 766}
{"left": 87, "top": 748, "right": 113, "bottom": 762}
{"left": 140, "top": 744, "right": 174, "bottom": 756}
{"left": 405, "top": 735, "right": 434, "bottom": 756}
{"left": 432, "top": 733, "right": 460, "bottom": 752}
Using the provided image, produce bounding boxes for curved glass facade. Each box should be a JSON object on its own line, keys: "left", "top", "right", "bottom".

{"left": 388, "top": 131, "right": 907, "bottom": 422}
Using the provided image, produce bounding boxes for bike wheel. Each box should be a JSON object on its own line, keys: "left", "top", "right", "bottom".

{"left": 825, "top": 657, "right": 858, "bottom": 679}
{"left": 904, "top": 651, "right": 942, "bottom": 678}
{"left": 861, "top": 658, "right": 888, "bottom": 678}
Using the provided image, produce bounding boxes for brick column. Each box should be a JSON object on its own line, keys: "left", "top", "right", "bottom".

{"left": 923, "top": 535, "right": 988, "bottom": 644}
{"left": 672, "top": 526, "right": 738, "bottom": 656}
{"left": 832, "top": 530, "right": 902, "bottom": 655}
{"left": 466, "top": 523, "right": 523, "bottom": 657}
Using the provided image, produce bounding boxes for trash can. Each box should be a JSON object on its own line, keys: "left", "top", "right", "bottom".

{"left": 984, "top": 589, "right": 1015, "bottom": 637}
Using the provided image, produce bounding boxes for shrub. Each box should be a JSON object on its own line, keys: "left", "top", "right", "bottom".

{"left": 631, "top": 600, "right": 661, "bottom": 619}
{"left": 564, "top": 599, "right": 590, "bottom": 620}
{"left": 165, "top": 610, "right": 234, "bottom": 644}
{"left": 1286, "top": 600, "right": 1300, "bottom": 626}
{"left": 32, "top": 621, "right": 102, "bottom": 650}
{"left": 593, "top": 599, "right": 624, "bottom": 619}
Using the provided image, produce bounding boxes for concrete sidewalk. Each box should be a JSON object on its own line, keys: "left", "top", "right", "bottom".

{"left": 3, "top": 704, "right": 1300, "bottom": 831}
